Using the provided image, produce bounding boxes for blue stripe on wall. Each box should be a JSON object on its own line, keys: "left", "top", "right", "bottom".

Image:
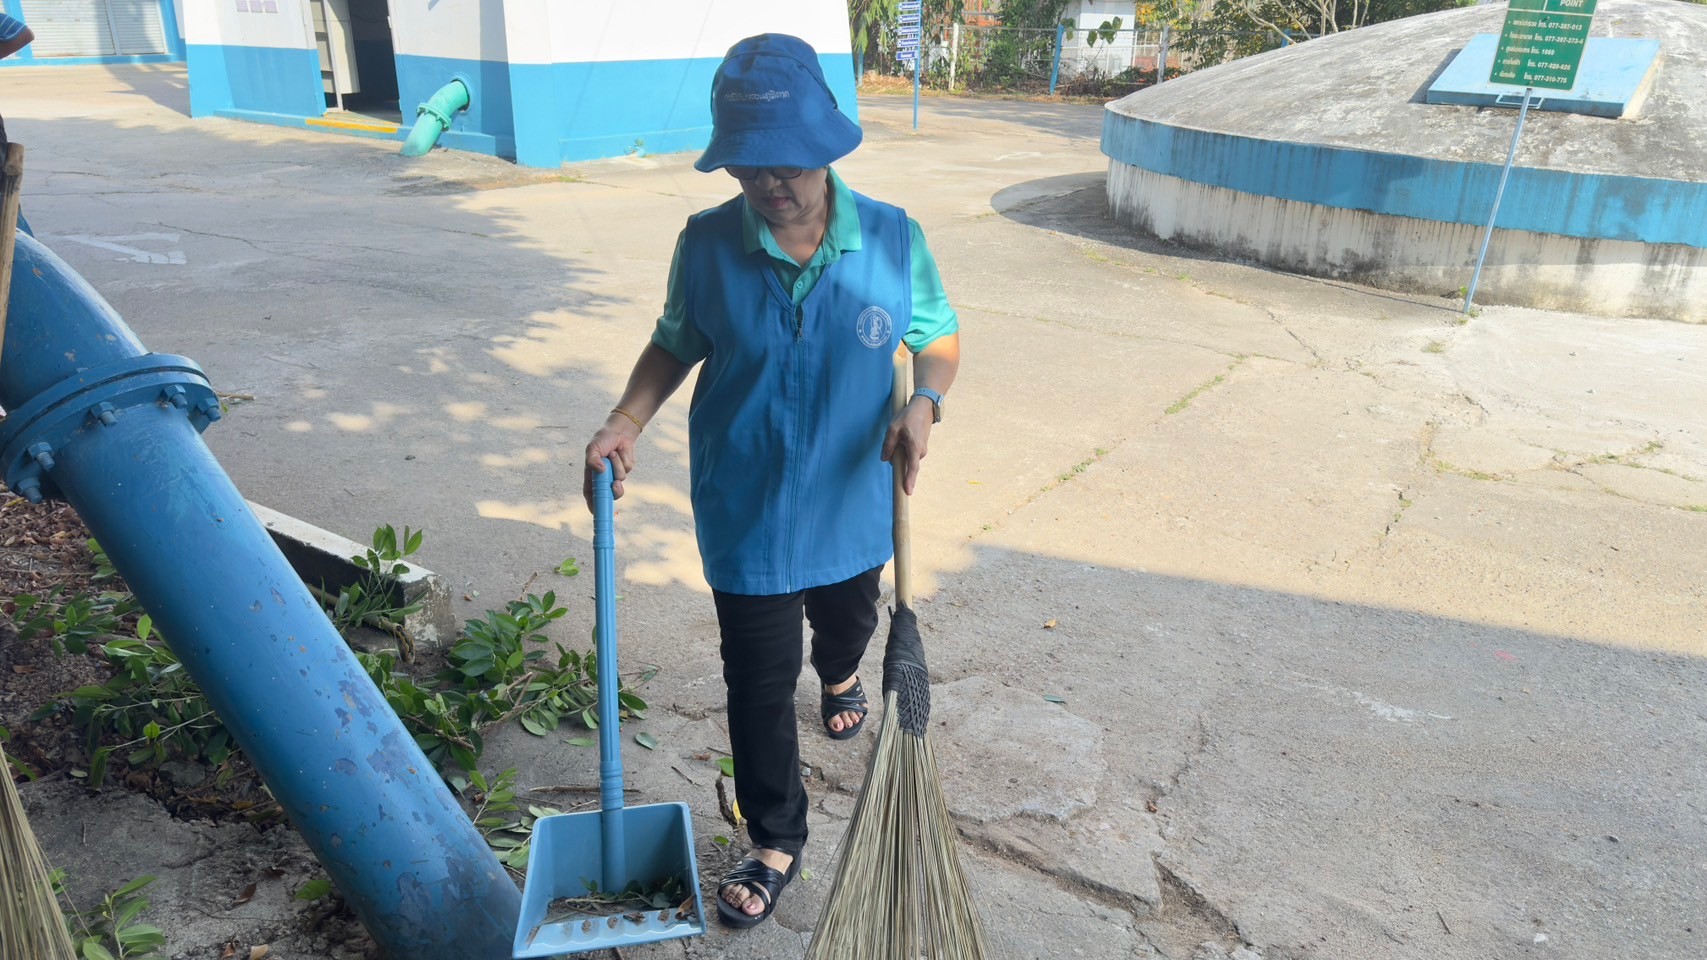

{"left": 1102, "top": 114, "right": 1707, "bottom": 248}
{"left": 394, "top": 55, "right": 514, "bottom": 159}
{"left": 511, "top": 52, "right": 858, "bottom": 169}
{"left": 0, "top": 53, "right": 179, "bottom": 67}
{"left": 188, "top": 44, "right": 322, "bottom": 119}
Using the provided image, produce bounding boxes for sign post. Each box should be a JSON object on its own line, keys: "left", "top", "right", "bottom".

{"left": 898, "top": 0, "right": 922, "bottom": 129}
{"left": 1466, "top": 0, "right": 1597, "bottom": 313}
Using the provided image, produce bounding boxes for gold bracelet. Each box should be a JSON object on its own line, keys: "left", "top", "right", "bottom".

{"left": 611, "top": 406, "right": 645, "bottom": 432}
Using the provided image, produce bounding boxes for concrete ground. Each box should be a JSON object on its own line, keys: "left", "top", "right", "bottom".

{"left": 5, "top": 65, "right": 1705, "bottom": 960}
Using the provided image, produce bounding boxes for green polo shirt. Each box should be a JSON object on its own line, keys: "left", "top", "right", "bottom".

{"left": 652, "top": 169, "right": 958, "bottom": 364}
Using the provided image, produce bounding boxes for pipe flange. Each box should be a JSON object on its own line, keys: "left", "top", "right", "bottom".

{"left": 0, "top": 354, "right": 218, "bottom": 503}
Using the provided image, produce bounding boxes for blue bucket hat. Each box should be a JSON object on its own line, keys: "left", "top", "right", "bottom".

{"left": 693, "top": 34, "right": 863, "bottom": 173}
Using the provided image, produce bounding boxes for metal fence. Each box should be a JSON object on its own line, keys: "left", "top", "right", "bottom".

{"left": 862, "top": 21, "right": 1318, "bottom": 98}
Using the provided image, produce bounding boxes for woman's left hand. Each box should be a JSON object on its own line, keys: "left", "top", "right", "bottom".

{"left": 882, "top": 399, "right": 935, "bottom": 496}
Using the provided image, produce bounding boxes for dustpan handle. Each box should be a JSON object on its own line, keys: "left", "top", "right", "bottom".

{"left": 592, "top": 461, "right": 627, "bottom": 836}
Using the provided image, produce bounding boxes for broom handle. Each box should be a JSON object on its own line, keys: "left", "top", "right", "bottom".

{"left": 0, "top": 143, "right": 24, "bottom": 375}
{"left": 891, "top": 352, "right": 913, "bottom": 607}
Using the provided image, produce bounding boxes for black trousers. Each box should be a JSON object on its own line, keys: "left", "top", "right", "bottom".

{"left": 712, "top": 565, "right": 882, "bottom": 858}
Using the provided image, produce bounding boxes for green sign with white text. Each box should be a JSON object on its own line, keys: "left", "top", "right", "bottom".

{"left": 1491, "top": 0, "right": 1598, "bottom": 90}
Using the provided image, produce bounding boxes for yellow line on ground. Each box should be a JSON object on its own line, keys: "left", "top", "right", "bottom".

{"left": 305, "top": 118, "right": 400, "bottom": 133}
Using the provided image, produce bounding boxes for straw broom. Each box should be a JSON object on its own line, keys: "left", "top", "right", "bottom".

{"left": 2, "top": 743, "right": 79, "bottom": 960}
{"left": 0, "top": 143, "right": 74, "bottom": 960}
{"left": 804, "top": 357, "right": 988, "bottom": 960}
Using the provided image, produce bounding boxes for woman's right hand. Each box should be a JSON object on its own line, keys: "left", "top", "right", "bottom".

{"left": 583, "top": 413, "right": 641, "bottom": 511}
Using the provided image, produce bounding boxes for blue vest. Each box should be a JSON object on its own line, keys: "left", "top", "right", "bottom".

{"left": 680, "top": 192, "right": 913, "bottom": 595}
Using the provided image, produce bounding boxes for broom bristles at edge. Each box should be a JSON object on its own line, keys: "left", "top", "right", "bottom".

{"left": 1, "top": 744, "right": 79, "bottom": 960}
{"left": 804, "top": 605, "right": 989, "bottom": 960}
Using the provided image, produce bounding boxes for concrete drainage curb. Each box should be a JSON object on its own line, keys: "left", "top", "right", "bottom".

{"left": 247, "top": 501, "right": 454, "bottom": 657}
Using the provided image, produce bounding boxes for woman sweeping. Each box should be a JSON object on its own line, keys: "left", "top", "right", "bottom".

{"left": 582, "top": 33, "right": 960, "bottom": 929}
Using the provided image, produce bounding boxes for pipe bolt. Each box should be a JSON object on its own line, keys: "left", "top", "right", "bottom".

{"left": 91, "top": 402, "right": 118, "bottom": 427}
{"left": 16, "top": 477, "right": 43, "bottom": 504}
{"left": 163, "top": 386, "right": 189, "bottom": 409}
{"left": 26, "top": 443, "right": 55, "bottom": 472}
{"left": 197, "top": 397, "right": 223, "bottom": 423}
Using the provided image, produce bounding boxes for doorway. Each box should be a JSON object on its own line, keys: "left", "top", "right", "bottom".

{"left": 312, "top": 0, "right": 399, "bottom": 124}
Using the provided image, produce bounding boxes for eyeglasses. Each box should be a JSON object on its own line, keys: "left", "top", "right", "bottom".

{"left": 727, "top": 166, "right": 805, "bottom": 182}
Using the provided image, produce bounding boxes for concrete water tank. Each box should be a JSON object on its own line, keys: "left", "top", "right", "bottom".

{"left": 1100, "top": 0, "right": 1707, "bottom": 321}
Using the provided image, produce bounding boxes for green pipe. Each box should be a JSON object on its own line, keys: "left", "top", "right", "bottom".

{"left": 401, "top": 79, "right": 470, "bottom": 157}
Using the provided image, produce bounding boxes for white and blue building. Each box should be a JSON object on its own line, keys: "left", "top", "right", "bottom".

{"left": 181, "top": 0, "right": 856, "bottom": 167}
{"left": 0, "top": 0, "right": 186, "bottom": 65}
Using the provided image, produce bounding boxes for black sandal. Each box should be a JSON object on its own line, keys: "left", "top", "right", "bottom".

{"left": 716, "top": 855, "right": 802, "bottom": 929}
{"left": 821, "top": 677, "right": 869, "bottom": 740}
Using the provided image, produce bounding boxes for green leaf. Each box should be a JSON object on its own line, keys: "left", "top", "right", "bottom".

{"left": 295, "top": 877, "right": 334, "bottom": 901}
{"left": 634, "top": 732, "right": 658, "bottom": 750}
{"left": 81, "top": 940, "right": 117, "bottom": 960}
{"left": 518, "top": 714, "right": 550, "bottom": 737}
{"left": 88, "top": 747, "right": 112, "bottom": 789}
{"left": 112, "top": 875, "right": 156, "bottom": 898}
{"left": 136, "top": 614, "right": 153, "bottom": 641}
{"left": 143, "top": 721, "right": 162, "bottom": 740}
{"left": 116, "top": 925, "right": 165, "bottom": 948}
{"left": 556, "top": 557, "right": 580, "bottom": 576}
{"left": 1043, "top": 694, "right": 1067, "bottom": 705}
{"left": 712, "top": 835, "right": 731, "bottom": 847}
{"left": 716, "top": 756, "right": 735, "bottom": 778}
{"left": 114, "top": 897, "right": 149, "bottom": 928}
{"left": 565, "top": 737, "right": 595, "bottom": 748}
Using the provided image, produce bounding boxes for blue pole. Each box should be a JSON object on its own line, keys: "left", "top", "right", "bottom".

{"left": 0, "top": 233, "right": 520, "bottom": 959}
{"left": 912, "top": 43, "right": 921, "bottom": 130}
{"left": 1050, "top": 23, "right": 1065, "bottom": 95}
{"left": 1466, "top": 87, "right": 1534, "bottom": 314}
{"left": 156, "top": 0, "right": 187, "bottom": 61}
{"left": 591, "top": 461, "right": 628, "bottom": 893}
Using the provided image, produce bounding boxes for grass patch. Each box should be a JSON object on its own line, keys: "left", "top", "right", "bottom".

{"left": 1423, "top": 340, "right": 1446, "bottom": 355}
{"left": 1165, "top": 358, "right": 1246, "bottom": 416}
{"left": 1432, "top": 458, "right": 1504, "bottom": 482}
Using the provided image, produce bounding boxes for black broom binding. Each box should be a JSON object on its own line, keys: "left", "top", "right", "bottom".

{"left": 882, "top": 603, "right": 931, "bottom": 737}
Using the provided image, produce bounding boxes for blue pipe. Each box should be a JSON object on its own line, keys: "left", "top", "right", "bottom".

{"left": 401, "top": 79, "right": 470, "bottom": 157}
{"left": 0, "top": 232, "right": 520, "bottom": 958}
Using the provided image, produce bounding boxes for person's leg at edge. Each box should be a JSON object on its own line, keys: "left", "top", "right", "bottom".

{"left": 713, "top": 588, "right": 808, "bottom": 918}
{"left": 807, "top": 566, "right": 883, "bottom": 735}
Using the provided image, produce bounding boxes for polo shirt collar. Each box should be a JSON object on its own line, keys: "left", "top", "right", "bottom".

{"left": 741, "top": 168, "right": 863, "bottom": 263}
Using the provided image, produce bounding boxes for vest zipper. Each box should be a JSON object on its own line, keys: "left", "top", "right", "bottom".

{"left": 785, "top": 306, "right": 808, "bottom": 591}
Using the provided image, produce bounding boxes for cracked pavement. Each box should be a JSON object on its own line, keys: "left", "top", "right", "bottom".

{"left": 5, "top": 67, "right": 1705, "bottom": 959}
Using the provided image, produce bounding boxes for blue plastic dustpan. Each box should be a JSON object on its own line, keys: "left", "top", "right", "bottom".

{"left": 512, "top": 461, "right": 706, "bottom": 957}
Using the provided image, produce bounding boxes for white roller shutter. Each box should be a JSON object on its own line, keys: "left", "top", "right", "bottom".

{"left": 106, "top": 0, "right": 166, "bottom": 54}
{"left": 19, "top": 0, "right": 166, "bottom": 57}
{"left": 20, "top": 0, "right": 115, "bottom": 57}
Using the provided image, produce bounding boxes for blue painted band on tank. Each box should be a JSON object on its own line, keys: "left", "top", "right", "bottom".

{"left": 1100, "top": 113, "right": 1707, "bottom": 248}
{"left": 187, "top": 43, "right": 324, "bottom": 119}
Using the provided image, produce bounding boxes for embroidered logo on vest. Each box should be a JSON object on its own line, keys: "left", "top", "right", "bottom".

{"left": 856, "top": 306, "right": 892, "bottom": 349}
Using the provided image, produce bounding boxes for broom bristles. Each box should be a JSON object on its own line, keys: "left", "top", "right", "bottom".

{"left": 1, "top": 744, "right": 78, "bottom": 960}
{"left": 806, "top": 690, "right": 990, "bottom": 960}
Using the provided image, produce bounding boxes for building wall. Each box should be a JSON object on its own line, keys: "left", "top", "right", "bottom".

{"left": 388, "top": 0, "right": 513, "bottom": 157}
{"left": 504, "top": 0, "right": 857, "bottom": 168}
{"left": 186, "top": 0, "right": 322, "bottom": 118}
{"left": 183, "top": 0, "right": 854, "bottom": 167}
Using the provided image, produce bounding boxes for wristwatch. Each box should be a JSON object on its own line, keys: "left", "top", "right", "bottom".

{"left": 911, "top": 387, "right": 944, "bottom": 424}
